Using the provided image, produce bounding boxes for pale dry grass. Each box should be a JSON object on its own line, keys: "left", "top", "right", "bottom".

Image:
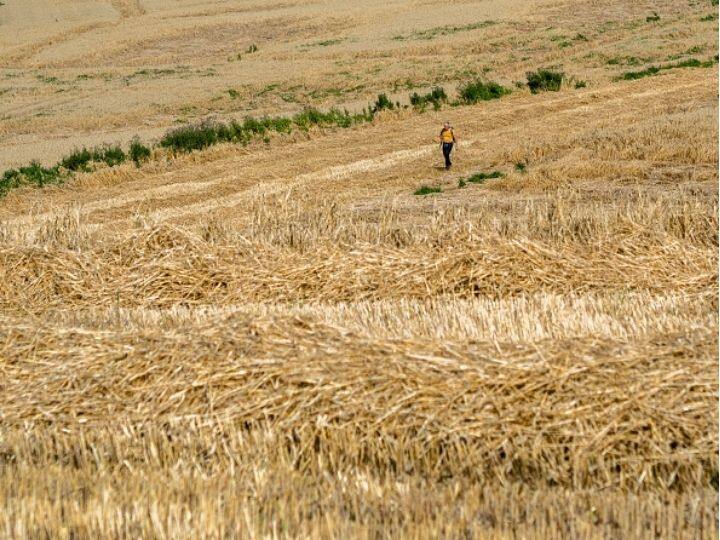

{"left": 0, "top": 1, "right": 717, "bottom": 537}
{"left": 1, "top": 315, "right": 716, "bottom": 484}
{"left": 0, "top": 311, "right": 717, "bottom": 536}
{"left": 1, "top": 179, "right": 716, "bottom": 537}
{"left": 1, "top": 0, "right": 716, "bottom": 168}
{"left": 1, "top": 199, "right": 715, "bottom": 312}
{"left": 39, "top": 291, "right": 715, "bottom": 343}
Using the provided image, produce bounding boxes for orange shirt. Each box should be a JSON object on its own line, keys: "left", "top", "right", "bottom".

{"left": 440, "top": 128, "right": 455, "bottom": 143}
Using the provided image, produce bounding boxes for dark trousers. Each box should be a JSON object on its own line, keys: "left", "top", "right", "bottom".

{"left": 442, "top": 143, "right": 453, "bottom": 169}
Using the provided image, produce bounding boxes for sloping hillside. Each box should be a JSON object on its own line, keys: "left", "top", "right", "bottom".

{"left": 0, "top": 0, "right": 717, "bottom": 537}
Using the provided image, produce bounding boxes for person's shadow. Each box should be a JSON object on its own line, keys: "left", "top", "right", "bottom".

{"left": 432, "top": 166, "right": 447, "bottom": 171}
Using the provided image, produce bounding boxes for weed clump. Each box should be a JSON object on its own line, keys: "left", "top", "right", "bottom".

{"left": 620, "top": 66, "right": 661, "bottom": 80}
{"left": 414, "top": 185, "right": 442, "bottom": 195}
{"left": 160, "top": 121, "right": 224, "bottom": 153}
{"left": 260, "top": 116, "right": 293, "bottom": 134}
{"left": 0, "top": 162, "right": 63, "bottom": 196}
{"left": 100, "top": 146, "right": 127, "bottom": 167}
{"left": 130, "top": 138, "right": 151, "bottom": 167}
{"left": 526, "top": 69, "right": 564, "bottom": 93}
{"left": 294, "top": 108, "right": 355, "bottom": 130}
{"left": 372, "top": 93, "right": 395, "bottom": 113}
{"left": 410, "top": 87, "right": 447, "bottom": 111}
{"left": 466, "top": 171, "right": 504, "bottom": 184}
{"left": 1, "top": 170, "right": 25, "bottom": 195}
{"left": 620, "top": 57, "right": 716, "bottom": 80}
{"left": 458, "top": 79, "right": 510, "bottom": 103}
{"left": 158, "top": 108, "right": 366, "bottom": 154}
{"left": 60, "top": 148, "right": 94, "bottom": 172}
{"left": 160, "top": 115, "right": 300, "bottom": 153}
{"left": 60, "top": 145, "right": 126, "bottom": 172}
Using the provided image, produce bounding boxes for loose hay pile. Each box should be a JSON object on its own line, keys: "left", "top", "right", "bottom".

{"left": 1, "top": 193, "right": 716, "bottom": 311}
{"left": 1, "top": 314, "right": 717, "bottom": 491}
{"left": 0, "top": 310, "right": 717, "bottom": 536}
{"left": 0, "top": 191, "right": 717, "bottom": 537}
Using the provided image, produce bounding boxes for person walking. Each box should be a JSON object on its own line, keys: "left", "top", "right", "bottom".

{"left": 439, "top": 121, "right": 456, "bottom": 170}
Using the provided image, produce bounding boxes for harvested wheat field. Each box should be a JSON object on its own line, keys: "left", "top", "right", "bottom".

{"left": 0, "top": 0, "right": 718, "bottom": 538}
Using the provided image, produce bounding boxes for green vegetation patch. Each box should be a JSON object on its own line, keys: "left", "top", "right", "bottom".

{"left": 160, "top": 116, "right": 283, "bottom": 153}
{"left": 526, "top": 69, "right": 564, "bottom": 93}
{"left": 413, "top": 185, "right": 442, "bottom": 196}
{"left": 620, "top": 57, "right": 717, "bottom": 80}
{"left": 130, "top": 138, "right": 151, "bottom": 167}
{"left": 293, "top": 108, "right": 358, "bottom": 130}
{"left": 60, "top": 145, "right": 126, "bottom": 172}
{"left": 410, "top": 87, "right": 447, "bottom": 111}
{"left": 464, "top": 171, "right": 504, "bottom": 184}
{"left": 622, "top": 66, "right": 661, "bottom": 80}
{"left": 371, "top": 93, "right": 395, "bottom": 113}
{"left": 458, "top": 79, "right": 510, "bottom": 103}
{"left": 159, "top": 105, "right": 376, "bottom": 154}
{"left": 36, "top": 74, "right": 62, "bottom": 85}
{"left": 0, "top": 162, "right": 64, "bottom": 196}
